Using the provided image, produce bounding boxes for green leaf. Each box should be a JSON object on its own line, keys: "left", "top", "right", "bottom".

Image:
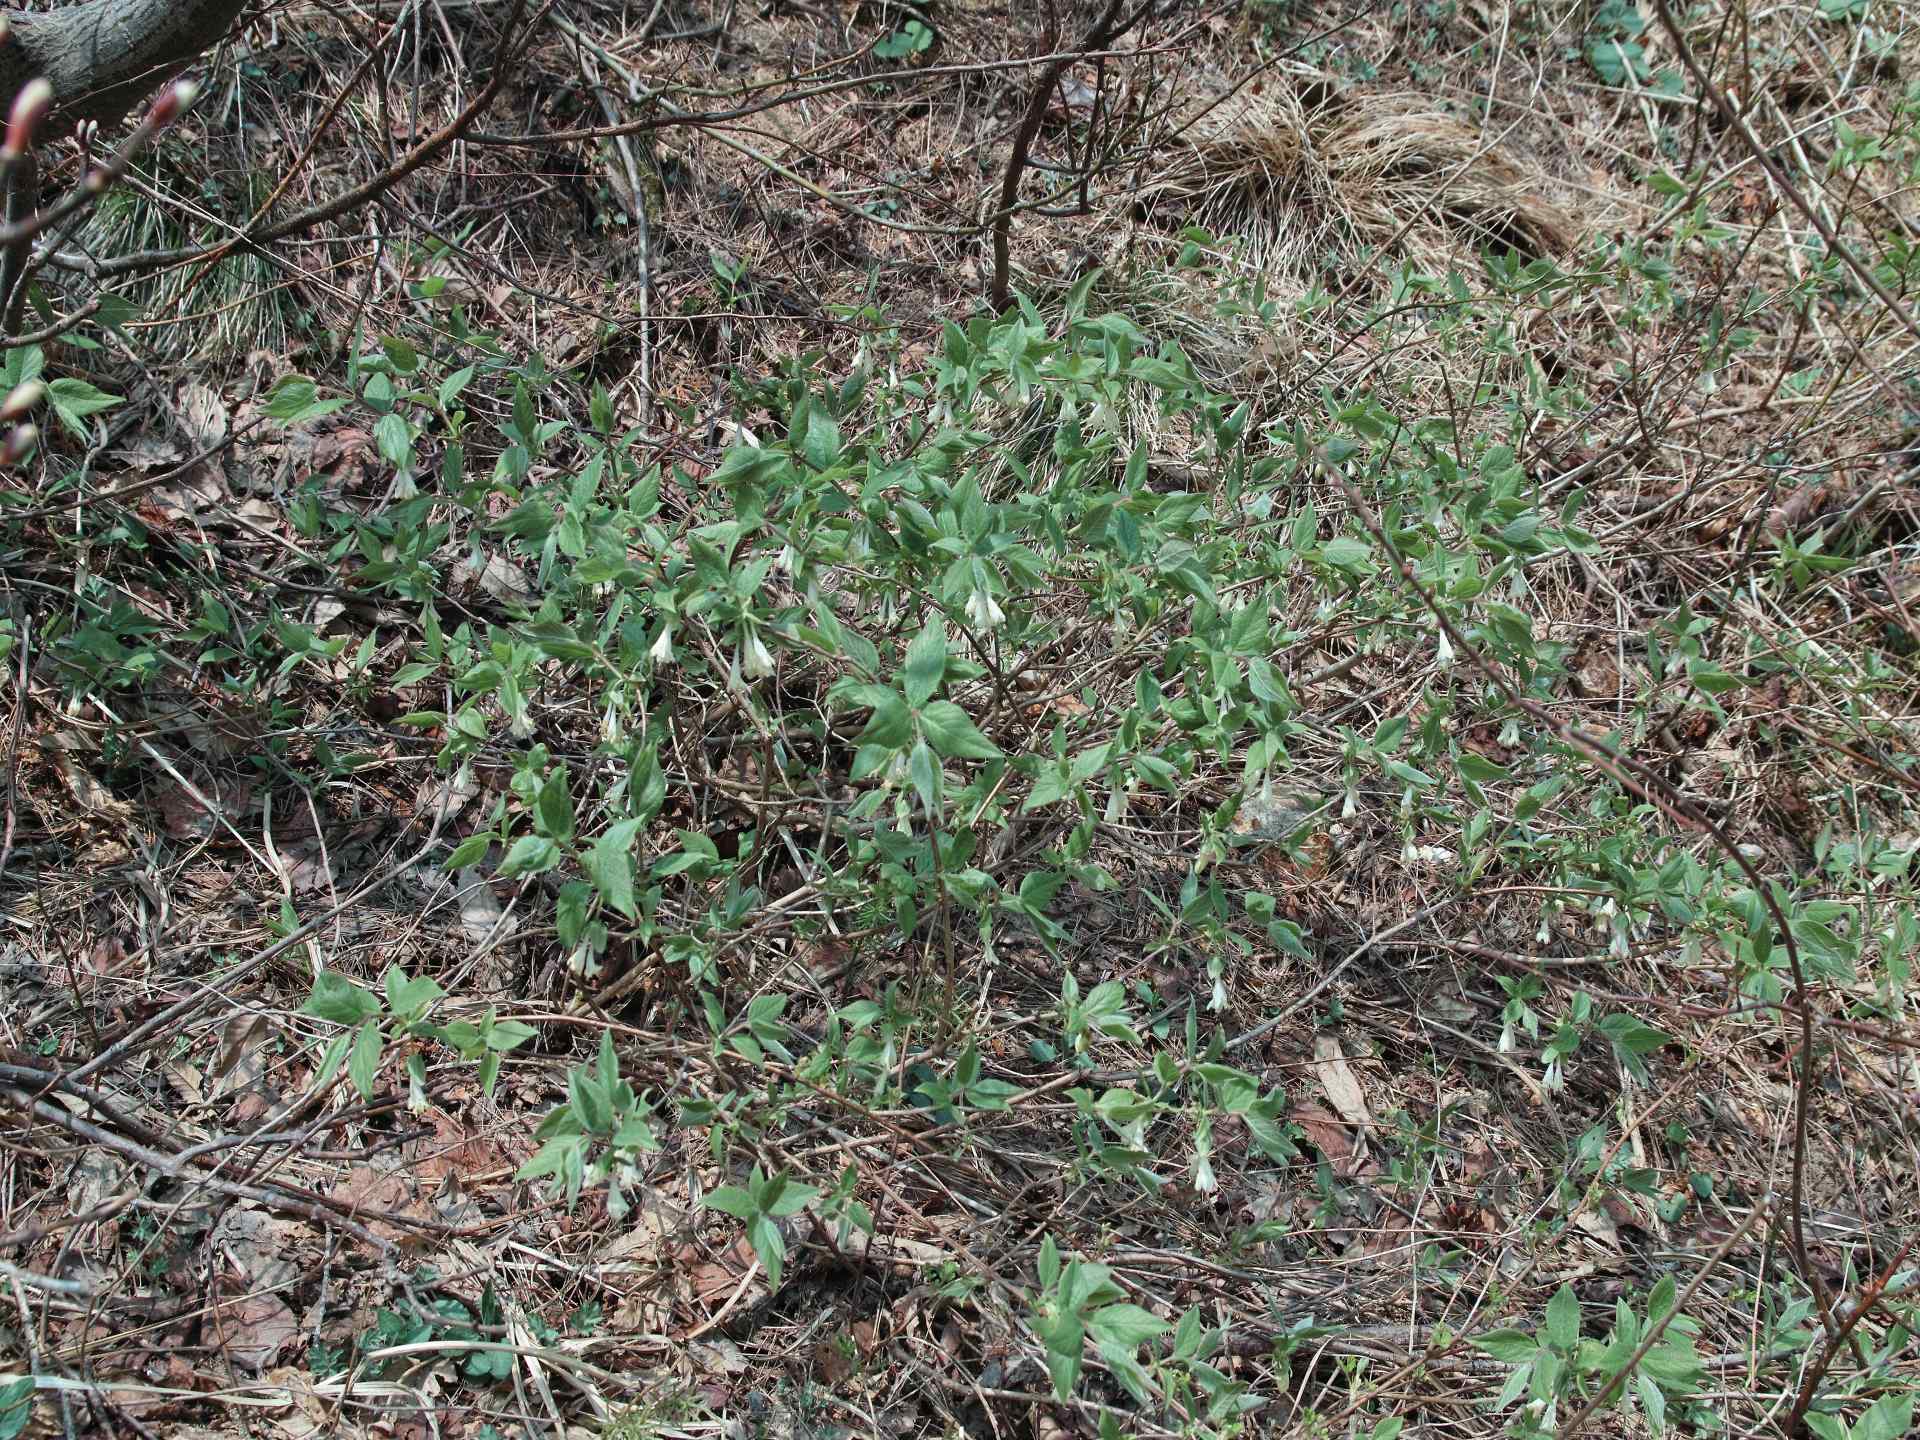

{"left": 1319, "top": 535, "right": 1372, "bottom": 571}
{"left": 920, "top": 700, "right": 1000, "bottom": 759}
{"left": 1246, "top": 656, "right": 1288, "bottom": 704}
{"left": 903, "top": 622, "right": 947, "bottom": 707}
{"left": 749, "top": 1214, "right": 787, "bottom": 1287}
{"left": 313, "top": 1028, "right": 353, "bottom": 1087}
{"left": 1088, "top": 1302, "right": 1169, "bottom": 1351}
{"left": 1, "top": 345, "right": 43, "bottom": 388}
{"left": 0, "top": 1376, "right": 36, "bottom": 1440}
{"left": 304, "top": 972, "right": 383, "bottom": 1026}
{"left": 1243, "top": 1108, "right": 1297, "bottom": 1160}
{"left": 516, "top": 1133, "right": 582, "bottom": 1183}
{"left": 374, "top": 412, "right": 413, "bottom": 467}
{"left": 1639, "top": 1371, "right": 1669, "bottom": 1433}
{"left": 1685, "top": 659, "right": 1742, "bottom": 694}
{"left": 1456, "top": 751, "right": 1509, "bottom": 784}
{"left": 443, "top": 832, "right": 494, "bottom": 870}
{"left": 1598, "top": 1013, "right": 1669, "bottom": 1079}
{"left": 1855, "top": 1395, "right": 1914, "bottom": 1440}
{"left": 46, "top": 377, "right": 122, "bottom": 440}
{"left": 1470, "top": 1328, "right": 1540, "bottom": 1363}
{"left": 1490, "top": 1354, "right": 1532, "bottom": 1408}
{"left": 1545, "top": 1284, "right": 1580, "bottom": 1350}
{"left": 585, "top": 818, "right": 644, "bottom": 919}
{"left": 383, "top": 965, "right": 443, "bottom": 1018}
{"left": 1639, "top": 1335, "right": 1704, "bottom": 1391}
{"left": 853, "top": 688, "right": 913, "bottom": 749}
{"left": 489, "top": 1018, "right": 537, "bottom": 1051}
{"left": 874, "top": 19, "right": 933, "bottom": 57}
{"left": 1133, "top": 753, "right": 1179, "bottom": 792}
{"left": 800, "top": 406, "right": 842, "bottom": 471}
{"left": 1531, "top": 1346, "right": 1562, "bottom": 1402}
{"left": 536, "top": 768, "right": 576, "bottom": 842}
{"left": 704, "top": 1184, "right": 757, "bottom": 1220}
{"left": 567, "top": 1067, "right": 612, "bottom": 1134}
{"left": 1646, "top": 1273, "right": 1677, "bottom": 1324}
{"left": 764, "top": 1181, "right": 817, "bottom": 1218}
{"left": 438, "top": 365, "right": 476, "bottom": 410}
{"left": 908, "top": 738, "right": 942, "bottom": 809}
{"left": 613, "top": 1108, "right": 659, "bottom": 1152}
{"left": 1041, "top": 1313, "right": 1084, "bottom": 1398}
{"left": 497, "top": 835, "right": 561, "bottom": 877}
{"left": 347, "top": 1019, "right": 383, "bottom": 1100}
{"left": 262, "top": 375, "right": 347, "bottom": 423}
{"left": 1019, "top": 869, "right": 1066, "bottom": 910}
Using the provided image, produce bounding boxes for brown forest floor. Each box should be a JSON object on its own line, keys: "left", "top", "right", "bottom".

{"left": 1, "top": 1, "right": 1918, "bottom": 1438}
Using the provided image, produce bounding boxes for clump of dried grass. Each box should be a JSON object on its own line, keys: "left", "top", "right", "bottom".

{"left": 1148, "top": 76, "right": 1576, "bottom": 275}
{"left": 1321, "top": 92, "right": 1577, "bottom": 258}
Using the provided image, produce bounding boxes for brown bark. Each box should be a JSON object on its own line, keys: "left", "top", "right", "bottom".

{"left": 1, "top": 0, "right": 248, "bottom": 142}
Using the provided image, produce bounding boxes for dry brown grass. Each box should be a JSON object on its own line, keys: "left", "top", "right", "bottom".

{"left": 1146, "top": 76, "right": 1578, "bottom": 278}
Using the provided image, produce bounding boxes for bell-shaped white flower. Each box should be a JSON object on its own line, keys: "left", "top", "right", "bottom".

{"left": 649, "top": 625, "right": 675, "bottom": 666}
{"left": 1193, "top": 1150, "right": 1218, "bottom": 1193}
{"left": 741, "top": 632, "right": 775, "bottom": 679}
{"left": 966, "top": 589, "right": 1005, "bottom": 630}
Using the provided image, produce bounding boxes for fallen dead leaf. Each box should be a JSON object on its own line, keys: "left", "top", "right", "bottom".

{"left": 329, "top": 1163, "right": 427, "bottom": 1243}
{"left": 66, "top": 1148, "right": 130, "bottom": 1251}
{"left": 148, "top": 468, "right": 224, "bottom": 523}
{"left": 215, "top": 1205, "right": 315, "bottom": 1291}
{"left": 210, "top": 1011, "right": 272, "bottom": 1099}
{"left": 1571, "top": 1207, "right": 1622, "bottom": 1254}
{"left": 812, "top": 1332, "right": 856, "bottom": 1384}
{"left": 1314, "top": 1035, "right": 1374, "bottom": 1136}
{"left": 41, "top": 732, "right": 138, "bottom": 825}
{"left": 1288, "top": 1100, "right": 1362, "bottom": 1178}
{"left": 259, "top": 1366, "right": 330, "bottom": 1439}
{"left": 176, "top": 381, "right": 232, "bottom": 450}
{"left": 451, "top": 865, "right": 514, "bottom": 944}
{"left": 454, "top": 552, "right": 533, "bottom": 603}
{"left": 215, "top": 1291, "right": 298, "bottom": 1371}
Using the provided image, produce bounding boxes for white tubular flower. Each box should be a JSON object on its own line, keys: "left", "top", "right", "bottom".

{"left": 649, "top": 625, "right": 675, "bottom": 666}
{"left": 966, "top": 589, "right": 1005, "bottom": 630}
{"left": 741, "top": 633, "right": 775, "bottom": 679}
